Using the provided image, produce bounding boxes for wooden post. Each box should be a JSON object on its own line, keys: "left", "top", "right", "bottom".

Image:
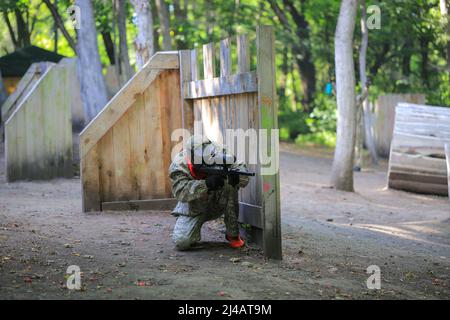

{"left": 257, "top": 25, "right": 282, "bottom": 260}
{"left": 446, "top": 144, "right": 450, "bottom": 201}
{"left": 179, "top": 50, "right": 194, "bottom": 132}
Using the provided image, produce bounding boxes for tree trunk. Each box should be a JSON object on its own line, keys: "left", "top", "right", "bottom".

{"left": 75, "top": 0, "right": 108, "bottom": 122}
{"left": 102, "top": 31, "right": 116, "bottom": 65}
{"left": 131, "top": 0, "right": 154, "bottom": 69}
{"left": 155, "top": 0, "right": 172, "bottom": 50}
{"left": 331, "top": 0, "right": 358, "bottom": 192}
{"left": 359, "top": 0, "right": 378, "bottom": 165}
{"left": 116, "top": 0, "right": 133, "bottom": 84}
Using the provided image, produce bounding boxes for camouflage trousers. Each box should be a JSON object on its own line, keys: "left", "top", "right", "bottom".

{"left": 172, "top": 183, "right": 239, "bottom": 250}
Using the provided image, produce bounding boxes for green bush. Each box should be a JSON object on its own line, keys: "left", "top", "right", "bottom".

{"left": 295, "top": 131, "right": 336, "bottom": 147}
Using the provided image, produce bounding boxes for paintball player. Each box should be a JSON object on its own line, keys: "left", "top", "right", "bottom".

{"left": 169, "top": 135, "right": 250, "bottom": 250}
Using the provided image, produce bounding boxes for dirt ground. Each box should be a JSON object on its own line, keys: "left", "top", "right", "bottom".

{"left": 0, "top": 141, "right": 449, "bottom": 300}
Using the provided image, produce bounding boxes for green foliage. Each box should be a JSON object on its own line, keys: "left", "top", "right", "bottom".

{"left": 0, "top": 0, "right": 449, "bottom": 142}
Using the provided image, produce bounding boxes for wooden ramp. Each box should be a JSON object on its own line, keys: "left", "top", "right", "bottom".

{"left": 80, "top": 52, "right": 180, "bottom": 212}
{"left": 5, "top": 61, "right": 74, "bottom": 181}
{"left": 387, "top": 103, "right": 450, "bottom": 196}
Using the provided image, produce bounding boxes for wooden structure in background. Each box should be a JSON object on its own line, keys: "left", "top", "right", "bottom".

{"left": 374, "top": 94, "right": 425, "bottom": 157}
{"left": 5, "top": 61, "right": 73, "bottom": 181}
{"left": 80, "top": 52, "right": 181, "bottom": 212}
{"left": 179, "top": 26, "right": 281, "bottom": 259}
{"left": 388, "top": 103, "right": 450, "bottom": 196}
{"left": 1, "top": 62, "right": 54, "bottom": 128}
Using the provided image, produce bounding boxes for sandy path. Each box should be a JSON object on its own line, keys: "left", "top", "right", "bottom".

{"left": 0, "top": 142, "right": 448, "bottom": 299}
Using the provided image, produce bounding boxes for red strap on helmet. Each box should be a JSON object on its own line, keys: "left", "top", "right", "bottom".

{"left": 187, "top": 158, "right": 206, "bottom": 180}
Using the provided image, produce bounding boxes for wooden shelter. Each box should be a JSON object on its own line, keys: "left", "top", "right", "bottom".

{"left": 388, "top": 103, "right": 450, "bottom": 196}
{"left": 80, "top": 26, "right": 282, "bottom": 259}
{"left": 5, "top": 59, "right": 75, "bottom": 181}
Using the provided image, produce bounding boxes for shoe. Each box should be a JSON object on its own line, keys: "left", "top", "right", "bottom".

{"left": 225, "top": 234, "right": 245, "bottom": 248}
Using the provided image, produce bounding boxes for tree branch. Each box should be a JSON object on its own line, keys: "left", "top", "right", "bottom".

{"left": 42, "top": 0, "right": 77, "bottom": 53}
{"left": 3, "top": 11, "right": 18, "bottom": 48}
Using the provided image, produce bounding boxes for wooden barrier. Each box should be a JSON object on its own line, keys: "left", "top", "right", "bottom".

{"left": 80, "top": 52, "right": 181, "bottom": 212}
{"left": 5, "top": 61, "right": 74, "bottom": 181}
{"left": 179, "top": 26, "right": 281, "bottom": 259}
{"left": 374, "top": 94, "right": 425, "bottom": 157}
{"left": 387, "top": 103, "right": 450, "bottom": 196}
{"left": 446, "top": 144, "right": 450, "bottom": 201}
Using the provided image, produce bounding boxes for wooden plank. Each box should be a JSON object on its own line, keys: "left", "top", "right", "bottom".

{"left": 128, "top": 92, "right": 148, "bottom": 200}
{"left": 80, "top": 51, "right": 179, "bottom": 159}
{"left": 179, "top": 50, "right": 194, "bottom": 133}
{"left": 144, "top": 73, "right": 165, "bottom": 197}
{"left": 101, "top": 198, "right": 178, "bottom": 211}
{"left": 388, "top": 178, "right": 448, "bottom": 196}
{"left": 257, "top": 25, "right": 281, "bottom": 260}
{"left": 112, "top": 112, "right": 133, "bottom": 201}
{"left": 81, "top": 145, "right": 101, "bottom": 212}
{"left": 203, "top": 42, "right": 215, "bottom": 79}
{"left": 158, "top": 71, "right": 172, "bottom": 196}
{"left": 391, "top": 132, "right": 450, "bottom": 157}
{"left": 183, "top": 71, "right": 257, "bottom": 99}
{"left": 237, "top": 34, "right": 250, "bottom": 73}
{"left": 239, "top": 202, "right": 263, "bottom": 229}
{"left": 389, "top": 151, "right": 447, "bottom": 176}
{"left": 220, "top": 38, "right": 232, "bottom": 76}
{"left": 98, "top": 130, "right": 115, "bottom": 202}
{"left": 190, "top": 49, "right": 199, "bottom": 81}
{"left": 5, "top": 117, "right": 19, "bottom": 181}
{"left": 445, "top": 144, "right": 450, "bottom": 200}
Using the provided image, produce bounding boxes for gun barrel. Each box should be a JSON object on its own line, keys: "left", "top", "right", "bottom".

{"left": 195, "top": 166, "right": 255, "bottom": 176}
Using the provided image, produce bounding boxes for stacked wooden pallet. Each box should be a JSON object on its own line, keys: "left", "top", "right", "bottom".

{"left": 388, "top": 103, "right": 450, "bottom": 196}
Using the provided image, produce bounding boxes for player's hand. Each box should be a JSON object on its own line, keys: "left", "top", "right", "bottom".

{"left": 205, "top": 175, "right": 225, "bottom": 191}
{"left": 228, "top": 174, "right": 240, "bottom": 188}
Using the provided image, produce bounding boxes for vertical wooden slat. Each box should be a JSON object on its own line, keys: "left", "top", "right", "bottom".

{"left": 220, "top": 38, "right": 232, "bottom": 76}
{"left": 128, "top": 92, "right": 147, "bottom": 200}
{"left": 5, "top": 118, "right": 18, "bottom": 181}
{"left": 144, "top": 74, "right": 165, "bottom": 197}
{"left": 237, "top": 34, "right": 250, "bottom": 73}
{"left": 81, "top": 145, "right": 101, "bottom": 212}
{"left": 159, "top": 71, "right": 172, "bottom": 196}
{"left": 203, "top": 42, "right": 215, "bottom": 79}
{"left": 257, "top": 25, "right": 282, "bottom": 260}
{"left": 112, "top": 113, "right": 133, "bottom": 201}
{"left": 190, "top": 49, "right": 199, "bottom": 80}
{"left": 445, "top": 144, "right": 450, "bottom": 202}
{"left": 99, "top": 130, "right": 115, "bottom": 202}
{"left": 179, "top": 50, "right": 194, "bottom": 133}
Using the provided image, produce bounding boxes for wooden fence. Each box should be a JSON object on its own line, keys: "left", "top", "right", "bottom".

{"left": 5, "top": 61, "right": 74, "bottom": 181}
{"left": 179, "top": 26, "right": 281, "bottom": 259}
{"left": 373, "top": 94, "right": 425, "bottom": 157}
{"left": 388, "top": 103, "right": 450, "bottom": 196}
{"left": 80, "top": 52, "right": 181, "bottom": 212}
